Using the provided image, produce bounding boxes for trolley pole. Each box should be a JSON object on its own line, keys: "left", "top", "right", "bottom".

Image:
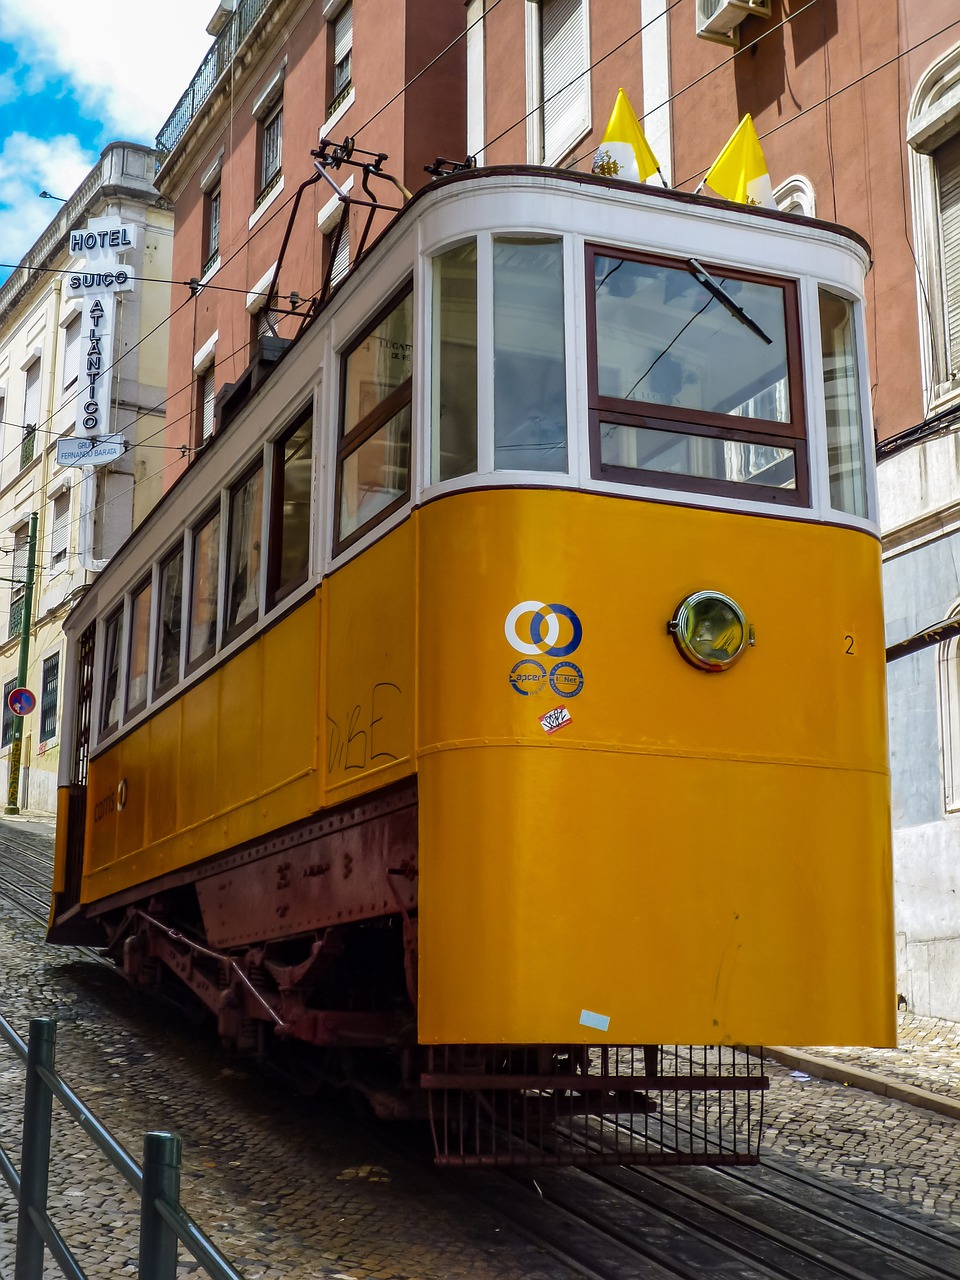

{"left": 5, "top": 512, "right": 38, "bottom": 816}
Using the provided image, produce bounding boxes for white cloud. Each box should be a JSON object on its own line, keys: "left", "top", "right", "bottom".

{"left": 0, "top": 133, "right": 97, "bottom": 269}
{"left": 0, "top": 0, "right": 214, "bottom": 141}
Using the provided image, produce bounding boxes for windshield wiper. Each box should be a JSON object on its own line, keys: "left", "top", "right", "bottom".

{"left": 687, "top": 258, "right": 773, "bottom": 346}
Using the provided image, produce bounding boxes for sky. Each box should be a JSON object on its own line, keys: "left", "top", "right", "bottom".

{"left": 0, "top": 0, "right": 214, "bottom": 277}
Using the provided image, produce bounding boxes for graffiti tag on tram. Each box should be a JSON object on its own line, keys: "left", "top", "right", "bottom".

{"left": 327, "top": 681, "right": 403, "bottom": 774}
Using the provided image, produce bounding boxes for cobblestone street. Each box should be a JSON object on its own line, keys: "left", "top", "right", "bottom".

{"left": 0, "top": 816, "right": 959, "bottom": 1277}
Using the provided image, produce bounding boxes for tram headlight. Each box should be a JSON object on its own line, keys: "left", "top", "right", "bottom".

{"left": 668, "top": 591, "right": 753, "bottom": 672}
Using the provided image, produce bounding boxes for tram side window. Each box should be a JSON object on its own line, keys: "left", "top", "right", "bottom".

{"left": 336, "top": 288, "right": 413, "bottom": 551}
{"left": 819, "top": 289, "right": 868, "bottom": 519}
{"left": 155, "top": 547, "right": 184, "bottom": 696}
{"left": 432, "top": 241, "right": 477, "bottom": 482}
{"left": 225, "top": 463, "right": 264, "bottom": 641}
{"left": 589, "top": 247, "right": 806, "bottom": 505}
{"left": 494, "top": 237, "right": 567, "bottom": 472}
{"left": 100, "top": 607, "right": 123, "bottom": 734}
{"left": 187, "top": 508, "right": 220, "bottom": 671}
{"left": 126, "top": 578, "right": 152, "bottom": 718}
{"left": 267, "top": 409, "right": 312, "bottom": 607}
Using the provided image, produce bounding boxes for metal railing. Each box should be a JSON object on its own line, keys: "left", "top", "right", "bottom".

{"left": 0, "top": 1015, "right": 246, "bottom": 1280}
{"left": 156, "top": 0, "right": 273, "bottom": 157}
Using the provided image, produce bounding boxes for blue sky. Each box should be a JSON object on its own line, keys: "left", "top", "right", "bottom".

{"left": 0, "top": 0, "right": 213, "bottom": 276}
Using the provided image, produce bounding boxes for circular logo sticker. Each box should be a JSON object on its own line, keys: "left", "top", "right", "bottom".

{"left": 549, "top": 661, "right": 584, "bottom": 698}
{"left": 505, "top": 601, "right": 583, "bottom": 658}
{"left": 509, "top": 659, "right": 548, "bottom": 696}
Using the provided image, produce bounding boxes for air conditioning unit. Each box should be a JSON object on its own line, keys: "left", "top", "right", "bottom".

{"left": 696, "top": 0, "right": 771, "bottom": 47}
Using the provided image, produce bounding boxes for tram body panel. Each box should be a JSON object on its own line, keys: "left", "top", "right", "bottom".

{"left": 82, "top": 600, "right": 323, "bottom": 902}
{"left": 415, "top": 487, "right": 894, "bottom": 1046}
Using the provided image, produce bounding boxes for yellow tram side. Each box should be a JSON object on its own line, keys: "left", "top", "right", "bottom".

{"left": 52, "top": 169, "right": 895, "bottom": 1164}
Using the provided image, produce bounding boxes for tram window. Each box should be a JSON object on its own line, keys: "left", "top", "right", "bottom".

{"left": 432, "top": 241, "right": 477, "bottom": 482}
{"left": 154, "top": 547, "right": 184, "bottom": 696}
{"left": 589, "top": 247, "right": 806, "bottom": 504}
{"left": 819, "top": 289, "right": 867, "bottom": 519}
{"left": 187, "top": 507, "right": 220, "bottom": 671}
{"left": 225, "top": 463, "right": 264, "bottom": 641}
{"left": 267, "top": 409, "right": 312, "bottom": 606}
{"left": 336, "top": 288, "right": 413, "bottom": 550}
{"left": 126, "top": 578, "right": 152, "bottom": 717}
{"left": 493, "top": 237, "right": 567, "bottom": 472}
{"left": 100, "top": 607, "right": 123, "bottom": 734}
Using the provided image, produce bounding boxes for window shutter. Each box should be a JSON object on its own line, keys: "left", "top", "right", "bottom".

{"left": 541, "top": 0, "right": 588, "bottom": 164}
{"left": 331, "top": 213, "right": 350, "bottom": 286}
{"left": 202, "top": 369, "right": 215, "bottom": 441}
{"left": 334, "top": 3, "right": 353, "bottom": 66}
{"left": 939, "top": 133, "right": 960, "bottom": 377}
{"left": 23, "top": 360, "right": 41, "bottom": 429}
{"left": 51, "top": 491, "right": 70, "bottom": 563}
{"left": 62, "top": 315, "right": 81, "bottom": 388}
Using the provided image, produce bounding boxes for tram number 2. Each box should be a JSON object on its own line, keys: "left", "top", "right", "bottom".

{"left": 844, "top": 634, "right": 855, "bottom": 655}
{"left": 327, "top": 681, "right": 403, "bottom": 774}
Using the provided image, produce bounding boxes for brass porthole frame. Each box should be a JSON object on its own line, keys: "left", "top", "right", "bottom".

{"left": 668, "top": 590, "right": 752, "bottom": 672}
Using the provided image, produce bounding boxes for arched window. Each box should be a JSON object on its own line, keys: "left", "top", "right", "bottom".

{"left": 907, "top": 42, "right": 960, "bottom": 412}
{"left": 774, "top": 174, "right": 816, "bottom": 219}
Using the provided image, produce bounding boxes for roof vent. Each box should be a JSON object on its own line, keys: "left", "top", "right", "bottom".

{"left": 696, "top": 0, "right": 771, "bottom": 47}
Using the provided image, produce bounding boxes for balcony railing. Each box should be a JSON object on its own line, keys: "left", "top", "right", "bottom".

{"left": 19, "top": 426, "right": 36, "bottom": 473}
{"left": 156, "top": 0, "right": 273, "bottom": 158}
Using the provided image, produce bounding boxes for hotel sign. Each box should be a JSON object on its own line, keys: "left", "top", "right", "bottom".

{"left": 65, "top": 216, "right": 137, "bottom": 439}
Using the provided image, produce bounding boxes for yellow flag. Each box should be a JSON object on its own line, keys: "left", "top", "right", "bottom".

{"left": 592, "top": 88, "right": 662, "bottom": 185}
{"left": 701, "top": 114, "right": 776, "bottom": 208}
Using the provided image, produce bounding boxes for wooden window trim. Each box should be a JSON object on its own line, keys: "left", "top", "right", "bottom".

{"left": 333, "top": 284, "right": 413, "bottom": 557}
{"left": 585, "top": 242, "right": 808, "bottom": 506}
{"left": 99, "top": 606, "right": 124, "bottom": 737}
{"left": 267, "top": 407, "right": 313, "bottom": 610}
{"left": 185, "top": 505, "right": 221, "bottom": 678}
{"left": 153, "top": 545, "right": 185, "bottom": 699}
{"left": 222, "top": 460, "right": 264, "bottom": 648}
{"left": 124, "top": 576, "right": 152, "bottom": 719}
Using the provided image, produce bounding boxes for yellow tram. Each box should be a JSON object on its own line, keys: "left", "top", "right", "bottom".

{"left": 51, "top": 167, "right": 894, "bottom": 1165}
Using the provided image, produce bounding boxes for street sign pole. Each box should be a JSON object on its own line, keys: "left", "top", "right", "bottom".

{"left": 6, "top": 512, "right": 38, "bottom": 815}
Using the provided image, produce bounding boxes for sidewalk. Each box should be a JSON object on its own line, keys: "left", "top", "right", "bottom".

{"left": 765, "top": 1013, "right": 960, "bottom": 1121}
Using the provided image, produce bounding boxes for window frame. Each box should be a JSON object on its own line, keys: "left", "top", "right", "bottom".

{"left": 124, "top": 574, "right": 153, "bottom": 720}
{"left": 1, "top": 677, "right": 16, "bottom": 749}
{"left": 203, "top": 183, "right": 221, "bottom": 277}
{"left": 584, "top": 242, "right": 808, "bottom": 507}
{"left": 185, "top": 503, "right": 222, "bottom": 677}
{"left": 50, "top": 489, "right": 71, "bottom": 568}
{"left": 333, "top": 283, "right": 414, "bottom": 556}
{"left": 330, "top": 0, "right": 353, "bottom": 115}
{"left": 222, "top": 459, "right": 265, "bottom": 646}
{"left": 99, "top": 605, "right": 124, "bottom": 737}
{"left": 39, "top": 651, "right": 60, "bottom": 744}
{"left": 154, "top": 543, "right": 186, "bottom": 698}
{"left": 257, "top": 100, "right": 283, "bottom": 206}
{"left": 266, "top": 406, "right": 314, "bottom": 610}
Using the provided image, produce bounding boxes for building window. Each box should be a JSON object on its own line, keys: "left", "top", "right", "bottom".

{"left": 908, "top": 46, "right": 960, "bottom": 410}
{"left": 774, "top": 175, "right": 816, "bottom": 218}
{"left": 8, "top": 525, "right": 28, "bottom": 640}
{"left": 39, "top": 653, "right": 59, "bottom": 743}
{"left": 225, "top": 463, "right": 264, "bottom": 641}
{"left": 155, "top": 547, "right": 184, "bottom": 695}
{"left": 258, "top": 101, "right": 283, "bottom": 205}
{"left": 198, "top": 367, "right": 216, "bottom": 443}
{"left": 326, "top": 212, "right": 350, "bottom": 289}
{"left": 330, "top": 2, "right": 353, "bottom": 114}
{"left": 587, "top": 245, "right": 806, "bottom": 505}
{"left": 203, "top": 184, "right": 221, "bottom": 276}
{"left": 62, "top": 314, "right": 81, "bottom": 391}
{"left": 335, "top": 289, "right": 413, "bottom": 551}
{"left": 100, "top": 607, "right": 123, "bottom": 735}
{"left": 20, "top": 359, "right": 40, "bottom": 471}
{"left": 1, "top": 678, "right": 16, "bottom": 748}
{"left": 187, "top": 506, "right": 220, "bottom": 671}
{"left": 267, "top": 409, "right": 312, "bottom": 607}
{"left": 528, "top": 0, "right": 590, "bottom": 164}
{"left": 50, "top": 490, "right": 70, "bottom": 567}
{"left": 126, "top": 578, "right": 152, "bottom": 717}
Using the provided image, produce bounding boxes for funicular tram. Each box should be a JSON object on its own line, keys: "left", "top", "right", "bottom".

{"left": 50, "top": 159, "right": 894, "bottom": 1167}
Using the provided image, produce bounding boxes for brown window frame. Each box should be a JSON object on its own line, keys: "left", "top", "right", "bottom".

{"left": 222, "top": 459, "right": 265, "bottom": 647}
{"left": 267, "top": 406, "right": 313, "bottom": 610}
{"left": 154, "top": 543, "right": 185, "bottom": 698}
{"left": 333, "top": 284, "right": 413, "bottom": 556}
{"left": 99, "top": 606, "right": 124, "bottom": 737}
{"left": 202, "top": 183, "right": 221, "bottom": 277}
{"left": 185, "top": 504, "right": 221, "bottom": 677}
{"left": 124, "top": 574, "right": 153, "bottom": 720}
{"left": 585, "top": 243, "right": 808, "bottom": 508}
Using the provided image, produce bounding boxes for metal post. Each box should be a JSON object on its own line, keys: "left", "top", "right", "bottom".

{"left": 14, "top": 1018, "right": 57, "bottom": 1280}
{"left": 138, "top": 1132, "right": 181, "bottom": 1280}
{"left": 6, "top": 511, "right": 39, "bottom": 815}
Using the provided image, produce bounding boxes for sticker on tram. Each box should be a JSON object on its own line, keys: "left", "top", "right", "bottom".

{"left": 504, "top": 601, "right": 582, "bottom": 658}
{"left": 549, "top": 661, "right": 584, "bottom": 698}
{"left": 509, "top": 659, "right": 548, "bottom": 696}
{"left": 539, "top": 705, "right": 572, "bottom": 734}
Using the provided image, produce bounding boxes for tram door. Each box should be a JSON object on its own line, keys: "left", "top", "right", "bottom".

{"left": 49, "top": 624, "right": 96, "bottom": 939}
